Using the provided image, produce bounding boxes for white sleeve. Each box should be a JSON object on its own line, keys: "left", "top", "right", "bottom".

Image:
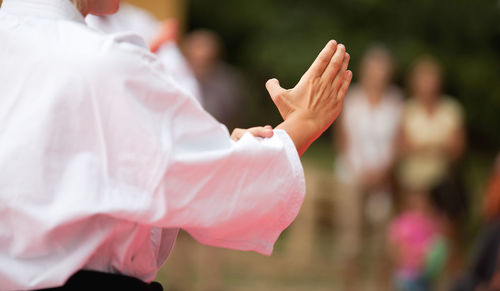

{"left": 89, "top": 39, "right": 305, "bottom": 255}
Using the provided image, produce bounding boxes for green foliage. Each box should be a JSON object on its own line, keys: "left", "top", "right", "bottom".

{"left": 188, "top": 0, "right": 500, "bottom": 149}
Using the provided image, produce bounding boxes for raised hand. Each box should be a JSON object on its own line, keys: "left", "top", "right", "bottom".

{"left": 268, "top": 40, "right": 352, "bottom": 155}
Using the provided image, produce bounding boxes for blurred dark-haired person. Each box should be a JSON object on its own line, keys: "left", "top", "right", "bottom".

{"left": 334, "top": 45, "right": 403, "bottom": 289}
{"left": 452, "top": 155, "right": 500, "bottom": 291}
{"left": 183, "top": 29, "right": 245, "bottom": 130}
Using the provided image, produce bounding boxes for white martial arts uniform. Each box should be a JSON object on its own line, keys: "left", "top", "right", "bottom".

{"left": 85, "top": 3, "right": 202, "bottom": 104}
{"left": 0, "top": 0, "right": 305, "bottom": 289}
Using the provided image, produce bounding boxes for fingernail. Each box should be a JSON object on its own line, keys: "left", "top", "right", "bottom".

{"left": 329, "top": 40, "right": 337, "bottom": 46}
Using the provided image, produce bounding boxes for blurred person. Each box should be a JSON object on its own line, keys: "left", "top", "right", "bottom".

{"left": 86, "top": 2, "right": 202, "bottom": 103}
{"left": 398, "top": 56, "right": 466, "bottom": 195}
{"left": 389, "top": 162, "right": 470, "bottom": 291}
{"left": 388, "top": 187, "right": 449, "bottom": 291}
{"left": 398, "top": 56, "right": 467, "bottom": 280}
{"left": 0, "top": 0, "right": 353, "bottom": 289}
{"left": 452, "top": 154, "right": 500, "bottom": 291}
{"left": 334, "top": 45, "right": 403, "bottom": 289}
{"left": 182, "top": 29, "right": 245, "bottom": 130}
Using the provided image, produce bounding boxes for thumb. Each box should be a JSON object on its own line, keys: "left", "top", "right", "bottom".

{"left": 265, "top": 78, "right": 286, "bottom": 101}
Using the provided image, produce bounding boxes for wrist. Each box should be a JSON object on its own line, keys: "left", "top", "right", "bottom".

{"left": 290, "top": 109, "right": 325, "bottom": 137}
{"left": 276, "top": 111, "right": 321, "bottom": 156}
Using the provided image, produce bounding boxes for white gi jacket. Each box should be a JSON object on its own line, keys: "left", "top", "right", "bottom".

{"left": 85, "top": 4, "right": 203, "bottom": 104}
{"left": 0, "top": 0, "right": 305, "bottom": 289}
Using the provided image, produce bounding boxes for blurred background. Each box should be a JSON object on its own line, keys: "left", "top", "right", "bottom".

{"left": 153, "top": 1, "right": 500, "bottom": 290}
{"left": 103, "top": 0, "right": 500, "bottom": 290}
{"left": 6, "top": 0, "right": 499, "bottom": 289}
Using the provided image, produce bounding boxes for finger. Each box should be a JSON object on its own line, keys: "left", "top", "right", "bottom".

{"left": 342, "top": 53, "right": 350, "bottom": 73}
{"left": 248, "top": 127, "right": 274, "bottom": 138}
{"left": 230, "top": 128, "right": 245, "bottom": 141}
{"left": 322, "top": 44, "right": 346, "bottom": 83}
{"left": 329, "top": 52, "right": 350, "bottom": 92}
{"left": 337, "top": 70, "right": 353, "bottom": 101}
{"left": 265, "top": 78, "right": 286, "bottom": 101}
{"left": 303, "top": 40, "right": 338, "bottom": 79}
{"left": 266, "top": 79, "right": 291, "bottom": 120}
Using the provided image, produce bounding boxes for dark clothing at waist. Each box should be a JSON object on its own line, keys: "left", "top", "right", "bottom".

{"left": 35, "top": 270, "right": 163, "bottom": 291}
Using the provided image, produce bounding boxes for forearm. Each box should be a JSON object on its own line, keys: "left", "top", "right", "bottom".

{"left": 162, "top": 130, "right": 305, "bottom": 255}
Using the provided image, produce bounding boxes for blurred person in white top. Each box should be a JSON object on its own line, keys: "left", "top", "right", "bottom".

{"left": 0, "top": 0, "right": 352, "bottom": 289}
{"left": 333, "top": 45, "right": 402, "bottom": 290}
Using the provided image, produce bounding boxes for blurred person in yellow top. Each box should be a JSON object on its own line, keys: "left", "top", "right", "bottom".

{"left": 398, "top": 56, "right": 468, "bottom": 281}
{"left": 398, "top": 56, "right": 466, "bottom": 194}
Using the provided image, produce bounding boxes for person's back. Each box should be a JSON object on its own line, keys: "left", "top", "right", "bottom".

{"left": 0, "top": 1, "right": 352, "bottom": 289}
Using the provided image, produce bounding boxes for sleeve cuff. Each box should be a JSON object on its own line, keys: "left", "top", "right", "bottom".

{"left": 258, "top": 129, "right": 306, "bottom": 255}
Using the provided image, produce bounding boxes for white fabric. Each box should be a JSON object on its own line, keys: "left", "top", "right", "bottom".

{"left": 0, "top": 0, "right": 306, "bottom": 289}
{"left": 338, "top": 85, "right": 403, "bottom": 181}
{"left": 85, "top": 3, "right": 159, "bottom": 42}
{"left": 85, "top": 3, "right": 202, "bottom": 104}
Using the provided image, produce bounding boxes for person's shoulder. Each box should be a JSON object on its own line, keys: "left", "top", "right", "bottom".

{"left": 439, "top": 96, "right": 465, "bottom": 120}
{"left": 60, "top": 27, "right": 187, "bottom": 111}
{"left": 97, "top": 31, "right": 156, "bottom": 68}
{"left": 119, "top": 3, "right": 158, "bottom": 26}
{"left": 440, "top": 96, "right": 463, "bottom": 111}
{"left": 64, "top": 25, "right": 162, "bottom": 81}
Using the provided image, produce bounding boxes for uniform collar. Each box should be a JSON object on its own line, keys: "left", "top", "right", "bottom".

{"left": 1, "top": 0, "right": 86, "bottom": 24}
